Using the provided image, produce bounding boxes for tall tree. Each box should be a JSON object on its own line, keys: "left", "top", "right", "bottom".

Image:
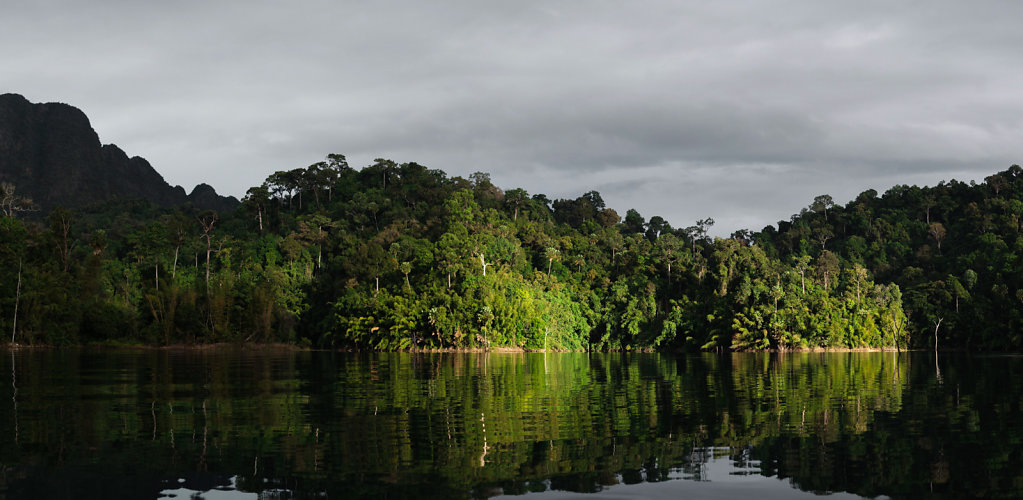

{"left": 48, "top": 207, "right": 75, "bottom": 273}
{"left": 198, "top": 212, "right": 218, "bottom": 288}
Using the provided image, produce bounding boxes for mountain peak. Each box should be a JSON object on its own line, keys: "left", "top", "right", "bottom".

{"left": 0, "top": 94, "right": 237, "bottom": 212}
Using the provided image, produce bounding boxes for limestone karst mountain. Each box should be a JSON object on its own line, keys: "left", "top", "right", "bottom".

{"left": 0, "top": 93, "right": 237, "bottom": 212}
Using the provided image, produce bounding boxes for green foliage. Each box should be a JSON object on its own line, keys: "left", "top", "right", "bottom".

{"left": 29, "top": 153, "right": 1023, "bottom": 351}
{"left": 760, "top": 165, "right": 1023, "bottom": 349}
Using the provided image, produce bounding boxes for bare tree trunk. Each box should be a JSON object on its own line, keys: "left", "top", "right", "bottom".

{"left": 479, "top": 253, "right": 489, "bottom": 276}
{"left": 172, "top": 246, "right": 179, "bottom": 279}
{"left": 56, "top": 214, "right": 73, "bottom": 273}
{"left": 155, "top": 260, "right": 159, "bottom": 293}
{"left": 198, "top": 215, "right": 217, "bottom": 289}
{"left": 205, "top": 242, "right": 211, "bottom": 288}
{"left": 933, "top": 317, "right": 943, "bottom": 351}
{"left": 11, "top": 259, "right": 21, "bottom": 344}
{"left": 891, "top": 316, "right": 904, "bottom": 352}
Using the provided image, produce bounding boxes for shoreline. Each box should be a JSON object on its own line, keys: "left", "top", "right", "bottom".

{"left": 0, "top": 342, "right": 961, "bottom": 354}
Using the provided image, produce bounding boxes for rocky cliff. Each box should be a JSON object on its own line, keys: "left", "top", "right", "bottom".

{"left": 0, "top": 93, "right": 237, "bottom": 212}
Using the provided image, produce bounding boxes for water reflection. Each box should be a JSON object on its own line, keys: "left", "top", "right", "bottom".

{"left": 158, "top": 475, "right": 257, "bottom": 499}
{"left": 513, "top": 447, "right": 877, "bottom": 500}
{"left": 0, "top": 349, "right": 1018, "bottom": 499}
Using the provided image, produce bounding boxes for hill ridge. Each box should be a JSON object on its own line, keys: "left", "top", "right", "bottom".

{"left": 0, "top": 93, "right": 237, "bottom": 212}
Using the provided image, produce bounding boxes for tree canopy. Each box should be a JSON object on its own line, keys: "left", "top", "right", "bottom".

{"left": 7, "top": 156, "right": 1021, "bottom": 351}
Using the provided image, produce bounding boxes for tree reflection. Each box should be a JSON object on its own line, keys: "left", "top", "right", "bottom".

{"left": 0, "top": 350, "right": 1019, "bottom": 499}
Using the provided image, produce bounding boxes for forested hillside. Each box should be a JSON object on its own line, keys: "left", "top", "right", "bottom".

{"left": 5, "top": 155, "right": 1018, "bottom": 351}
{"left": 757, "top": 165, "right": 1023, "bottom": 350}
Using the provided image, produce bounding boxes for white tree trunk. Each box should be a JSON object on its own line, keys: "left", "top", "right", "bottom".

{"left": 11, "top": 259, "right": 21, "bottom": 344}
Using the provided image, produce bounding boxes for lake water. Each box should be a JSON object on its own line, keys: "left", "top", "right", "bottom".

{"left": 0, "top": 348, "right": 1019, "bottom": 499}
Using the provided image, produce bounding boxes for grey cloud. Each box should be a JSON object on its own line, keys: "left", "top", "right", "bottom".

{"left": 4, "top": 1, "right": 1023, "bottom": 233}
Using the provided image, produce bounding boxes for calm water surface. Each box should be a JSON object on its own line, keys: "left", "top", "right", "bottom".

{"left": 0, "top": 349, "right": 1019, "bottom": 499}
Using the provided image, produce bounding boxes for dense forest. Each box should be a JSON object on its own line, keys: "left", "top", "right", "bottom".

{"left": 0, "top": 156, "right": 1020, "bottom": 351}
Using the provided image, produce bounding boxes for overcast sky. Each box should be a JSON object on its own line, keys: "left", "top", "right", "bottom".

{"left": 4, "top": 1, "right": 1023, "bottom": 234}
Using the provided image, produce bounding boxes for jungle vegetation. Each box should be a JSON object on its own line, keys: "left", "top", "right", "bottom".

{"left": 0, "top": 157, "right": 1020, "bottom": 351}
